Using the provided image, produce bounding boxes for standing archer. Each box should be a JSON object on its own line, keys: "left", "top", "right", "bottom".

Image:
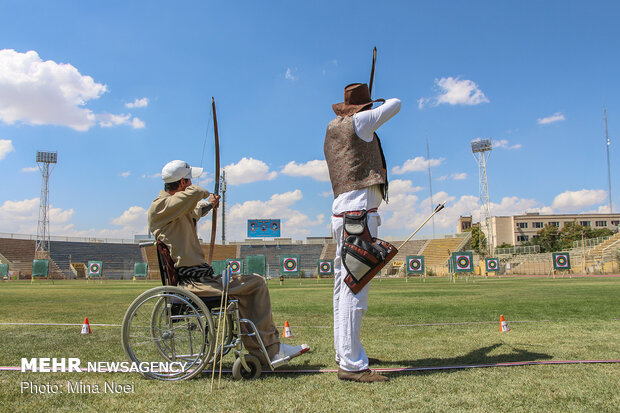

{"left": 324, "top": 75, "right": 401, "bottom": 381}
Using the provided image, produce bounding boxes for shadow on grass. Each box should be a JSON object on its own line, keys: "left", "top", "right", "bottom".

{"left": 384, "top": 343, "right": 553, "bottom": 376}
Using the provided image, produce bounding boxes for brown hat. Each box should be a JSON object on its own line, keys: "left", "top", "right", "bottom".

{"left": 332, "top": 83, "right": 385, "bottom": 117}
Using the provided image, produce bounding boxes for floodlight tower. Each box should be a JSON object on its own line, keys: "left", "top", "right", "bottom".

{"left": 604, "top": 107, "right": 613, "bottom": 213}
{"left": 471, "top": 139, "right": 494, "bottom": 256}
{"left": 35, "top": 151, "right": 57, "bottom": 258}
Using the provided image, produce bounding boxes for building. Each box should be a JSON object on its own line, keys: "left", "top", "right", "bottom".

{"left": 458, "top": 212, "right": 620, "bottom": 248}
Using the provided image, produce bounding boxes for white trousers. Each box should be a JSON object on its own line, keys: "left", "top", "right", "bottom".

{"left": 332, "top": 212, "right": 379, "bottom": 372}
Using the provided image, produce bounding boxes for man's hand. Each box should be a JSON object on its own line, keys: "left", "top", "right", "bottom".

{"left": 208, "top": 194, "right": 221, "bottom": 209}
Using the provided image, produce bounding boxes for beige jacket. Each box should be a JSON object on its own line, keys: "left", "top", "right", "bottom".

{"left": 147, "top": 185, "right": 211, "bottom": 268}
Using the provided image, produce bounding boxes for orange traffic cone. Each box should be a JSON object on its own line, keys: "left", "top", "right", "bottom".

{"left": 282, "top": 321, "right": 292, "bottom": 338}
{"left": 499, "top": 315, "right": 511, "bottom": 332}
{"left": 81, "top": 317, "right": 92, "bottom": 334}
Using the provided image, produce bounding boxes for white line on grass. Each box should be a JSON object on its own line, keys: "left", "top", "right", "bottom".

{"left": 0, "top": 322, "right": 121, "bottom": 327}
{"left": 0, "top": 319, "right": 561, "bottom": 329}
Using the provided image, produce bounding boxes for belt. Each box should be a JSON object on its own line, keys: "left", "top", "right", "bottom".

{"left": 332, "top": 208, "right": 377, "bottom": 218}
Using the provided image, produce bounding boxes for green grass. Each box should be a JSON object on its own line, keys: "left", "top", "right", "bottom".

{"left": 1, "top": 277, "right": 619, "bottom": 412}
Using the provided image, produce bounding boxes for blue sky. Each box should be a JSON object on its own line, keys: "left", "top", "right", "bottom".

{"left": 0, "top": 1, "right": 618, "bottom": 242}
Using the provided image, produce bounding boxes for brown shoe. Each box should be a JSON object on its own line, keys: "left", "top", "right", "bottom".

{"left": 338, "top": 368, "right": 389, "bottom": 382}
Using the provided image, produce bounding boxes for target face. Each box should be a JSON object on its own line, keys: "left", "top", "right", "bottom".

{"left": 456, "top": 255, "right": 471, "bottom": 270}
{"left": 319, "top": 261, "right": 332, "bottom": 273}
{"left": 555, "top": 254, "right": 569, "bottom": 268}
{"left": 283, "top": 258, "right": 298, "bottom": 272}
{"left": 88, "top": 261, "right": 102, "bottom": 276}
{"left": 486, "top": 258, "right": 499, "bottom": 271}
{"left": 229, "top": 260, "right": 242, "bottom": 274}
{"left": 409, "top": 259, "right": 422, "bottom": 271}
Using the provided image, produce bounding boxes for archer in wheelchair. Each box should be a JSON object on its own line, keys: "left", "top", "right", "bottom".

{"left": 121, "top": 160, "right": 309, "bottom": 381}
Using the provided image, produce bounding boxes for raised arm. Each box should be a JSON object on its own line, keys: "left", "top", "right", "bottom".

{"left": 353, "top": 98, "right": 402, "bottom": 142}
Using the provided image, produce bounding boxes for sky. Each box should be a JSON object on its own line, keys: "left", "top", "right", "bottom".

{"left": 0, "top": 1, "right": 618, "bottom": 242}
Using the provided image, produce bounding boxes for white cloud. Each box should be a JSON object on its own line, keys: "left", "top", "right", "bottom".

{"left": 111, "top": 206, "right": 147, "bottom": 229}
{"left": 0, "top": 49, "right": 144, "bottom": 131}
{"left": 418, "top": 77, "right": 489, "bottom": 108}
{"left": 22, "top": 166, "right": 38, "bottom": 172}
{"left": 0, "top": 139, "right": 14, "bottom": 159}
{"left": 551, "top": 189, "right": 607, "bottom": 212}
{"left": 198, "top": 189, "right": 324, "bottom": 240}
{"left": 97, "top": 113, "right": 145, "bottom": 129}
{"left": 224, "top": 157, "right": 277, "bottom": 185}
{"left": 281, "top": 160, "right": 329, "bottom": 182}
{"left": 392, "top": 156, "right": 444, "bottom": 174}
{"left": 0, "top": 49, "right": 106, "bottom": 131}
{"left": 285, "top": 67, "right": 298, "bottom": 81}
{"left": 0, "top": 198, "right": 74, "bottom": 234}
{"left": 537, "top": 112, "right": 565, "bottom": 125}
{"left": 141, "top": 172, "right": 161, "bottom": 179}
{"left": 493, "top": 139, "right": 521, "bottom": 150}
{"left": 0, "top": 198, "right": 151, "bottom": 238}
{"left": 389, "top": 179, "right": 424, "bottom": 194}
{"left": 125, "top": 97, "right": 149, "bottom": 108}
{"left": 131, "top": 117, "right": 145, "bottom": 129}
{"left": 120, "top": 171, "right": 131, "bottom": 177}
{"left": 320, "top": 190, "right": 333, "bottom": 198}
{"left": 436, "top": 173, "right": 467, "bottom": 181}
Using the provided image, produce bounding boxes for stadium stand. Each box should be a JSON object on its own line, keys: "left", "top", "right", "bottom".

{"left": 0, "top": 238, "right": 65, "bottom": 279}
{"left": 48, "top": 241, "right": 142, "bottom": 279}
{"left": 142, "top": 244, "right": 239, "bottom": 280}
{"left": 420, "top": 236, "right": 471, "bottom": 274}
{"left": 0, "top": 238, "right": 35, "bottom": 277}
{"left": 240, "top": 243, "right": 323, "bottom": 278}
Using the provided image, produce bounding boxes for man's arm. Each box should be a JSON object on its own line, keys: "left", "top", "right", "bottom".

{"left": 353, "top": 98, "right": 401, "bottom": 142}
{"left": 150, "top": 185, "right": 209, "bottom": 227}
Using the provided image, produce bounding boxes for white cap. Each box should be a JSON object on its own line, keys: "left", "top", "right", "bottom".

{"left": 161, "top": 160, "right": 203, "bottom": 183}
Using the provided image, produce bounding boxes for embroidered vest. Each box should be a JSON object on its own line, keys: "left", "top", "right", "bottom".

{"left": 324, "top": 115, "right": 388, "bottom": 199}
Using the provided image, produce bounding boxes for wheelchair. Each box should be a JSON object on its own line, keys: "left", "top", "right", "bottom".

{"left": 121, "top": 241, "right": 276, "bottom": 381}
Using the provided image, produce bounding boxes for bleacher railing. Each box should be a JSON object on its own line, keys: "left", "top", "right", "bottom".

{"left": 0, "top": 232, "right": 137, "bottom": 244}
{"left": 496, "top": 245, "right": 541, "bottom": 255}
{"left": 573, "top": 235, "right": 612, "bottom": 249}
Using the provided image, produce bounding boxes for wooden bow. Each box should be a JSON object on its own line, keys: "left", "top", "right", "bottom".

{"left": 369, "top": 46, "right": 377, "bottom": 96}
{"left": 207, "top": 97, "right": 220, "bottom": 265}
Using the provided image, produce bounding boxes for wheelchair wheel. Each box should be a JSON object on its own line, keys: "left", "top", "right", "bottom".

{"left": 210, "top": 312, "right": 235, "bottom": 363}
{"left": 121, "top": 286, "right": 214, "bottom": 381}
{"left": 232, "top": 355, "right": 262, "bottom": 380}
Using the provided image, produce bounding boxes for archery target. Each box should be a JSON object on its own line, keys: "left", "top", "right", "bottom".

{"left": 319, "top": 261, "right": 332, "bottom": 274}
{"left": 486, "top": 258, "right": 499, "bottom": 271}
{"left": 283, "top": 258, "right": 298, "bottom": 272}
{"left": 229, "top": 260, "right": 242, "bottom": 274}
{"left": 88, "top": 262, "right": 101, "bottom": 275}
{"left": 456, "top": 255, "right": 471, "bottom": 270}
{"left": 555, "top": 254, "right": 568, "bottom": 268}
{"left": 409, "top": 258, "right": 422, "bottom": 271}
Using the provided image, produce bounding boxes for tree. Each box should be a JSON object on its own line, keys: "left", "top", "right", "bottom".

{"left": 534, "top": 224, "right": 562, "bottom": 252}
{"left": 528, "top": 222, "right": 614, "bottom": 252}
{"left": 467, "top": 226, "right": 487, "bottom": 254}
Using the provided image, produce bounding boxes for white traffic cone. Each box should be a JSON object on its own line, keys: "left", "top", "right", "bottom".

{"left": 81, "top": 317, "right": 92, "bottom": 334}
{"left": 282, "top": 321, "right": 292, "bottom": 338}
{"left": 499, "top": 315, "right": 511, "bottom": 332}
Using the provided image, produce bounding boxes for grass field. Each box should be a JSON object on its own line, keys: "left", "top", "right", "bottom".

{"left": 1, "top": 276, "right": 619, "bottom": 412}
